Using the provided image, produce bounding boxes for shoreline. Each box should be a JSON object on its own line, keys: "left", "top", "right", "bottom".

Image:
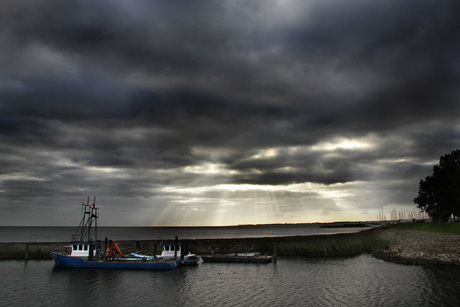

{"left": 1, "top": 226, "right": 458, "bottom": 266}
{"left": 0, "top": 228, "right": 384, "bottom": 260}
{"left": 373, "top": 227, "right": 460, "bottom": 266}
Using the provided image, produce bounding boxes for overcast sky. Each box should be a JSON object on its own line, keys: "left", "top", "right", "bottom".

{"left": 1, "top": 0, "right": 459, "bottom": 226}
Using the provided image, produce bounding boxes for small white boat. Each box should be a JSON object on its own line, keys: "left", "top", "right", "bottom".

{"left": 130, "top": 239, "right": 200, "bottom": 265}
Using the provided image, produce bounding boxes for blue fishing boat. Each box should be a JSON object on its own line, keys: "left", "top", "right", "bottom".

{"left": 50, "top": 198, "right": 181, "bottom": 269}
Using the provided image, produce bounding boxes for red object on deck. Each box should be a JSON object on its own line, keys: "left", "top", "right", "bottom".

{"left": 108, "top": 240, "right": 123, "bottom": 257}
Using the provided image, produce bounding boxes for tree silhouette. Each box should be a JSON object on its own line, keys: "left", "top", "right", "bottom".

{"left": 414, "top": 150, "right": 460, "bottom": 221}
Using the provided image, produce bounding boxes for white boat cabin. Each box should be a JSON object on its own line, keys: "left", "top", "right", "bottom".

{"left": 159, "top": 242, "right": 183, "bottom": 259}
{"left": 66, "top": 242, "right": 100, "bottom": 258}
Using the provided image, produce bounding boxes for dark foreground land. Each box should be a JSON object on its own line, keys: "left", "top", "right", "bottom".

{"left": 1, "top": 223, "right": 459, "bottom": 265}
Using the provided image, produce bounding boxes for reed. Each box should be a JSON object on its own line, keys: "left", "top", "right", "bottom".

{"left": 0, "top": 229, "right": 388, "bottom": 260}
{"left": 0, "top": 245, "right": 52, "bottom": 260}
{"left": 255, "top": 236, "right": 389, "bottom": 257}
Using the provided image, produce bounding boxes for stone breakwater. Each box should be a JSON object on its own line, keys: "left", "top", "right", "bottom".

{"left": 373, "top": 228, "right": 460, "bottom": 265}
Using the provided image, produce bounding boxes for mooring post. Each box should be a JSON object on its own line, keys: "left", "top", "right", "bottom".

{"left": 273, "top": 242, "right": 277, "bottom": 263}
{"left": 103, "top": 237, "right": 108, "bottom": 262}
{"left": 25, "top": 243, "right": 29, "bottom": 260}
{"left": 174, "top": 236, "right": 178, "bottom": 260}
{"left": 181, "top": 241, "right": 185, "bottom": 260}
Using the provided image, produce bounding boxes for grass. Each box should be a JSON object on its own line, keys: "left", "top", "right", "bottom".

{"left": 128, "top": 232, "right": 390, "bottom": 258}
{"left": 0, "top": 229, "right": 392, "bottom": 260}
{"left": 391, "top": 222, "right": 460, "bottom": 235}
{"left": 0, "top": 245, "right": 52, "bottom": 260}
{"left": 255, "top": 235, "right": 389, "bottom": 257}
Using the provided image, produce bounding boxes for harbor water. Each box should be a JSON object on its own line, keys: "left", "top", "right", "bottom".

{"left": 2, "top": 225, "right": 460, "bottom": 306}
{"left": 2, "top": 255, "right": 460, "bottom": 306}
{"left": 0, "top": 224, "right": 374, "bottom": 243}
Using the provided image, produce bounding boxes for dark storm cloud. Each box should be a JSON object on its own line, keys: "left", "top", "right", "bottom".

{"left": 1, "top": 0, "right": 460, "bottom": 225}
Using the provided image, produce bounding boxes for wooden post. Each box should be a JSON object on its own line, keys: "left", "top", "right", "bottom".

{"left": 174, "top": 236, "right": 178, "bottom": 260}
{"left": 273, "top": 242, "right": 277, "bottom": 263}
{"left": 103, "top": 237, "right": 108, "bottom": 262}
{"left": 88, "top": 244, "right": 94, "bottom": 262}
{"left": 181, "top": 241, "right": 186, "bottom": 260}
{"left": 25, "top": 243, "right": 29, "bottom": 260}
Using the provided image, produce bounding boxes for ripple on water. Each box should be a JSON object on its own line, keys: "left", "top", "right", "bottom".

{"left": 2, "top": 255, "right": 460, "bottom": 306}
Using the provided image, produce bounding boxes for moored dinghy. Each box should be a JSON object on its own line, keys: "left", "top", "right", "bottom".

{"left": 130, "top": 237, "right": 200, "bottom": 265}
{"left": 159, "top": 239, "right": 200, "bottom": 265}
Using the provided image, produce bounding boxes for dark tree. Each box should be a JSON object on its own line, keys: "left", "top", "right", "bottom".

{"left": 414, "top": 150, "right": 460, "bottom": 221}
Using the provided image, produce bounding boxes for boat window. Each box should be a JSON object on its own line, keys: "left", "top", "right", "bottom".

{"left": 79, "top": 245, "right": 83, "bottom": 251}
{"left": 73, "top": 245, "right": 77, "bottom": 250}
{"left": 84, "top": 245, "right": 88, "bottom": 251}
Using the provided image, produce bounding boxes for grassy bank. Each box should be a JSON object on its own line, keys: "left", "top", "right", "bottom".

{"left": 390, "top": 222, "right": 460, "bottom": 235}
{"left": 255, "top": 234, "right": 388, "bottom": 257}
{"left": 0, "top": 229, "right": 388, "bottom": 260}
{"left": 184, "top": 229, "right": 388, "bottom": 258}
{"left": 2, "top": 224, "right": 456, "bottom": 261}
{"left": 0, "top": 243, "right": 56, "bottom": 260}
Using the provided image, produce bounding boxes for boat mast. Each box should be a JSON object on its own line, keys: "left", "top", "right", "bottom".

{"left": 88, "top": 197, "right": 98, "bottom": 241}
{"left": 72, "top": 197, "right": 99, "bottom": 242}
{"left": 93, "top": 197, "right": 98, "bottom": 241}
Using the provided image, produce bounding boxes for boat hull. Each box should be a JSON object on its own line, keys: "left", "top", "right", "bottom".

{"left": 130, "top": 252, "right": 200, "bottom": 266}
{"left": 178, "top": 257, "right": 200, "bottom": 265}
{"left": 51, "top": 252, "right": 179, "bottom": 269}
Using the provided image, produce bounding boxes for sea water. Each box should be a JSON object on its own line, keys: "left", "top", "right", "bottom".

{"left": 0, "top": 224, "right": 374, "bottom": 243}
{"left": 2, "top": 255, "right": 460, "bottom": 306}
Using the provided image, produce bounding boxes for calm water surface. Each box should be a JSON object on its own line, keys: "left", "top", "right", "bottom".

{"left": 2, "top": 255, "right": 460, "bottom": 306}
{"left": 0, "top": 225, "right": 374, "bottom": 243}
